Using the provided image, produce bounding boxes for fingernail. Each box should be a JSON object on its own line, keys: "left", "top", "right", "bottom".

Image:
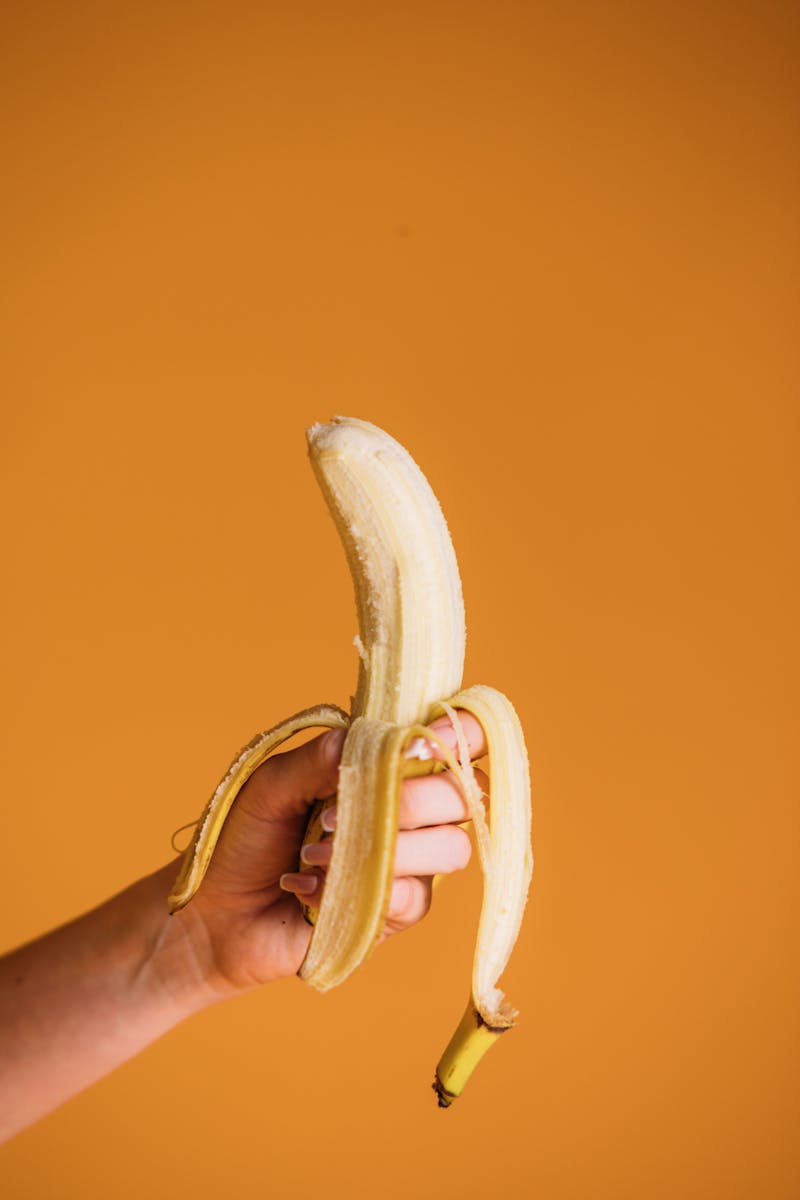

{"left": 321, "top": 805, "right": 337, "bottom": 832}
{"left": 301, "top": 840, "right": 332, "bottom": 866}
{"left": 323, "top": 727, "right": 347, "bottom": 764}
{"left": 279, "top": 872, "right": 319, "bottom": 895}
{"left": 405, "top": 735, "right": 434, "bottom": 761}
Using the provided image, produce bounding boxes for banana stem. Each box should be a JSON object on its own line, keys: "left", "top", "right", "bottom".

{"left": 433, "top": 997, "right": 508, "bottom": 1108}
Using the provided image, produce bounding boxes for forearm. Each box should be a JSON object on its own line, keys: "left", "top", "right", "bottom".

{"left": 0, "top": 861, "right": 218, "bottom": 1144}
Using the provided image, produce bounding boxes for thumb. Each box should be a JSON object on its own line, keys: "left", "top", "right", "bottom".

{"left": 241, "top": 726, "right": 347, "bottom": 823}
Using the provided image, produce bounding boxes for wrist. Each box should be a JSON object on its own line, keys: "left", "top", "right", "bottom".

{"left": 133, "top": 862, "right": 236, "bottom": 1021}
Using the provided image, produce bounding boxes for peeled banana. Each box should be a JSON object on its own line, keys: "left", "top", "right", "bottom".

{"left": 168, "top": 416, "right": 532, "bottom": 1107}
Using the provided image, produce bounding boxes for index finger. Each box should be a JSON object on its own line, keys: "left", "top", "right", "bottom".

{"left": 405, "top": 709, "right": 488, "bottom": 764}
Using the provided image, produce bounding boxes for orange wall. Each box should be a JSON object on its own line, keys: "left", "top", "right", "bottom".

{"left": 1, "top": 3, "right": 797, "bottom": 1197}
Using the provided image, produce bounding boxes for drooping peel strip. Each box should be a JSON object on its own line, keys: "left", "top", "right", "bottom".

{"left": 429, "top": 686, "right": 533, "bottom": 1107}
{"left": 299, "top": 717, "right": 406, "bottom": 989}
{"left": 167, "top": 705, "right": 348, "bottom": 913}
{"left": 168, "top": 416, "right": 533, "bottom": 1106}
{"left": 437, "top": 687, "right": 532, "bottom": 1027}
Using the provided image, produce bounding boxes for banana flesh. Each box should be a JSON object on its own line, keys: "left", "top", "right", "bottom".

{"left": 169, "top": 416, "right": 532, "bottom": 1105}
{"left": 306, "top": 416, "right": 465, "bottom": 725}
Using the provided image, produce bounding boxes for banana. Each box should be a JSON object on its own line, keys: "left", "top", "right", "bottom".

{"left": 168, "top": 416, "right": 532, "bottom": 1105}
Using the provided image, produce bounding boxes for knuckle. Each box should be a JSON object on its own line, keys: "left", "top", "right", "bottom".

{"left": 399, "top": 775, "right": 438, "bottom": 828}
{"left": 447, "top": 825, "right": 472, "bottom": 871}
{"left": 389, "top": 877, "right": 432, "bottom": 925}
{"left": 389, "top": 877, "right": 413, "bottom": 920}
{"left": 398, "top": 781, "right": 418, "bottom": 828}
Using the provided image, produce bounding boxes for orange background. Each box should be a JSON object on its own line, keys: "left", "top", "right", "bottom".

{"left": 1, "top": 2, "right": 797, "bottom": 1197}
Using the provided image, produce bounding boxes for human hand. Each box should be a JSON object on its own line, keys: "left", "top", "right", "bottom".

{"left": 174, "top": 712, "right": 488, "bottom": 996}
{"left": 0, "top": 710, "right": 490, "bottom": 1142}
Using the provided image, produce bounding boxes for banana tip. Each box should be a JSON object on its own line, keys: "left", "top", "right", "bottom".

{"left": 432, "top": 1077, "right": 456, "bottom": 1109}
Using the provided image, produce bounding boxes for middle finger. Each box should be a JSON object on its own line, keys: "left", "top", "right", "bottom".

{"left": 399, "top": 766, "right": 489, "bottom": 829}
{"left": 319, "top": 766, "right": 489, "bottom": 833}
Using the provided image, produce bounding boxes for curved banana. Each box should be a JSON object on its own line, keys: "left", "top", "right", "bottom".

{"left": 169, "top": 416, "right": 533, "bottom": 1105}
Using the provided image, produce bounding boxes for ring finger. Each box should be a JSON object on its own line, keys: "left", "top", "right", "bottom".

{"left": 320, "top": 766, "right": 489, "bottom": 834}
{"left": 300, "top": 823, "right": 471, "bottom": 876}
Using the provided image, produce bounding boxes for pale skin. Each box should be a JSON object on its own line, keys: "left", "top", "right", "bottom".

{"left": 0, "top": 712, "right": 488, "bottom": 1144}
